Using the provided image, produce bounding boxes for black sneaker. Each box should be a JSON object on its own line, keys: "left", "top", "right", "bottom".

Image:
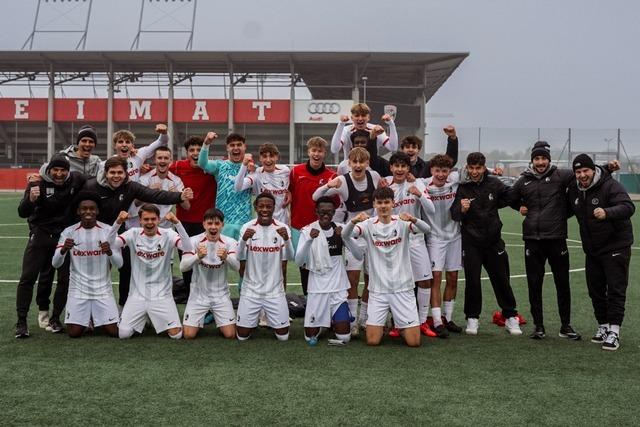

{"left": 602, "top": 331, "right": 620, "bottom": 351}
{"left": 529, "top": 325, "right": 545, "bottom": 340}
{"left": 591, "top": 325, "right": 608, "bottom": 343}
{"left": 559, "top": 324, "right": 581, "bottom": 340}
{"left": 434, "top": 324, "right": 450, "bottom": 338}
{"left": 15, "top": 320, "right": 29, "bottom": 339}
{"left": 46, "top": 317, "right": 64, "bottom": 333}
{"left": 445, "top": 320, "right": 463, "bottom": 333}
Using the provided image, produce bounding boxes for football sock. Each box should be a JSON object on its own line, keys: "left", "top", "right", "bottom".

{"left": 275, "top": 332, "right": 289, "bottom": 341}
{"left": 432, "top": 307, "right": 443, "bottom": 327}
{"left": 444, "top": 300, "right": 455, "bottom": 322}
{"left": 416, "top": 287, "right": 431, "bottom": 324}
{"left": 358, "top": 302, "right": 368, "bottom": 326}
{"left": 348, "top": 299, "right": 358, "bottom": 328}
{"left": 335, "top": 333, "right": 351, "bottom": 343}
{"left": 169, "top": 330, "right": 183, "bottom": 340}
{"left": 610, "top": 324, "right": 620, "bottom": 334}
{"left": 236, "top": 333, "right": 250, "bottom": 341}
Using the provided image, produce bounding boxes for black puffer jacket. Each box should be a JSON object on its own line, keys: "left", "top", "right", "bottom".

{"left": 510, "top": 165, "right": 574, "bottom": 240}
{"left": 567, "top": 166, "right": 635, "bottom": 256}
{"left": 450, "top": 172, "right": 512, "bottom": 246}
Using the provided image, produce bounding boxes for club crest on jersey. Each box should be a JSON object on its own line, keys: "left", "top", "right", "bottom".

{"left": 545, "top": 177, "right": 551, "bottom": 182}
{"left": 392, "top": 229, "right": 398, "bottom": 237}
{"left": 488, "top": 193, "right": 494, "bottom": 201}
{"left": 157, "top": 244, "right": 162, "bottom": 251}
{"left": 592, "top": 198, "right": 599, "bottom": 205}
{"left": 119, "top": 194, "right": 124, "bottom": 201}
{"left": 273, "top": 237, "right": 278, "bottom": 244}
{"left": 318, "top": 179, "right": 325, "bottom": 185}
{"left": 575, "top": 198, "right": 579, "bottom": 205}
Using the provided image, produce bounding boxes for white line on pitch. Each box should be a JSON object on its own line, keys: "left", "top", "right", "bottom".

{"left": 0, "top": 223, "right": 27, "bottom": 226}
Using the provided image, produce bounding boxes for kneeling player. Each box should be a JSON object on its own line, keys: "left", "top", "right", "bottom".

{"left": 180, "top": 208, "right": 239, "bottom": 339}
{"left": 52, "top": 193, "right": 122, "bottom": 338}
{"left": 343, "top": 187, "right": 431, "bottom": 347}
{"left": 114, "top": 205, "right": 194, "bottom": 339}
{"left": 236, "top": 193, "right": 294, "bottom": 341}
{"left": 295, "top": 197, "right": 364, "bottom": 344}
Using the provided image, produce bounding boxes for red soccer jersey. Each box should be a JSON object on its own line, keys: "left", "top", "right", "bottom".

{"left": 289, "top": 162, "right": 336, "bottom": 230}
{"left": 169, "top": 160, "right": 217, "bottom": 223}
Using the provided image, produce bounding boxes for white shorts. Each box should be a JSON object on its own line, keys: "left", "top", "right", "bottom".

{"left": 236, "top": 294, "right": 290, "bottom": 329}
{"left": 119, "top": 297, "right": 182, "bottom": 334}
{"left": 366, "top": 290, "right": 419, "bottom": 329}
{"left": 345, "top": 239, "right": 366, "bottom": 272}
{"left": 65, "top": 295, "right": 119, "bottom": 327}
{"left": 183, "top": 295, "right": 236, "bottom": 328}
{"left": 428, "top": 238, "right": 462, "bottom": 272}
{"left": 410, "top": 240, "right": 433, "bottom": 282}
{"left": 304, "top": 290, "right": 349, "bottom": 328}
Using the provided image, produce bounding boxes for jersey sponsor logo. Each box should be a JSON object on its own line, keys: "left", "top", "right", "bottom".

{"left": 128, "top": 168, "right": 138, "bottom": 177}
{"left": 260, "top": 187, "right": 288, "bottom": 196}
{"left": 200, "top": 261, "right": 223, "bottom": 269}
{"left": 430, "top": 192, "right": 456, "bottom": 201}
{"left": 72, "top": 249, "right": 104, "bottom": 257}
{"left": 248, "top": 245, "right": 281, "bottom": 253}
{"left": 394, "top": 198, "right": 416, "bottom": 208}
{"left": 136, "top": 250, "right": 166, "bottom": 259}
{"left": 373, "top": 237, "right": 402, "bottom": 247}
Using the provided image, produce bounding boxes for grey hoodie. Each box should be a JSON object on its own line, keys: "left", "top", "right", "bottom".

{"left": 59, "top": 145, "right": 102, "bottom": 177}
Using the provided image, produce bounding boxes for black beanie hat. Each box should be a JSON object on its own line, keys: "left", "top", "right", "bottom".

{"left": 77, "top": 125, "right": 97, "bottom": 145}
{"left": 572, "top": 153, "right": 596, "bottom": 171}
{"left": 46, "top": 153, "right": 71, "bottom": 172}
{"left": 531, "top": 140, "right": 551, "bottom": 161}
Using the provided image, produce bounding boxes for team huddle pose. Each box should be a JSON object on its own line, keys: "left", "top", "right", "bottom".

{"left": 14, "top": 103, "right": 635, "bottom": 351}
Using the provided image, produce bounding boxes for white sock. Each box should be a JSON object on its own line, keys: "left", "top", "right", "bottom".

{"left": 432, "top": 307, "right": 443, "bottom": 327}
{"left": 416, "top": 287, "right": 431, "bottom": 324}
{"left": 275, "top": 332, "right": 289, "bottom": 341}
{"left": 236, "top": 333, "right": 250, "bottom": 341}
{"left": 610, "top": 324, "right": 620, "bottom": 334}
{"left": 335, "top": 333, "right": 351, "bottom": 343}
{"left": 444, "top": 300, "right": 455, "bottom": 322}
{"left": 169, "top": 330, "right": 183, "bottom": 340}
{"left": 348, "top": 299, "right": 358, "bottom": 327}
{"left": 358, "top": 302, "right": 368, "bottom": 326}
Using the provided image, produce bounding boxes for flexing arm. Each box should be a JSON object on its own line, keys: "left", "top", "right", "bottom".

{"left": 384, "top": 118, "right": 398, "bottom": 152}
{"left": 331, "top": 121, "right": 348, "bottom": 154}
{"left": 137, "top": 128, "right": 169, "bottom": 161}
{"left": 233, "top": 164, "right": 254, "bottom": 192}
{"left": 197, "top": 144, "right": 221, "bottom": 176}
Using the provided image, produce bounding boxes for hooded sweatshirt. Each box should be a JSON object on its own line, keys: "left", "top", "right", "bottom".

{"left": 60, "top": 145, "right": 102, "bottom": 177}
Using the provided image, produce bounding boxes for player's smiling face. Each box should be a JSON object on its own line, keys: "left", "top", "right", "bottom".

{"left": 316, "top": 202, "right": 336, "bottom": 229}
{"left": 139, "top": 211, "right": 159, "bottom": 235}
{"left": 115, "top": 138, "right": 134, "bottom": 158}
{"left": 260, "top": 152, "right": 278, "bottom": 172}
{"left": 77, "top": 200, "right": 98, "bottom": 227}
{"left": 49, "top": 166, "right": 69, "bottom": 185}
{"left": 402, "top": 144, "right": 419, "bottom": 162}
{"left": 227, "top": 140, "right": 245, "bottom": 163}
{"left": 575, "top": 167, "right": 595, "bottom": 188}
{"left": 154, "top": 150, "right": 172, "bottom": 173}
{"left": 106, "top": 166, "right": 126, "bottom": 188}
{"left": 532, "top": 155, "right": 550, "bottom": 174}
{"left": 431, "top": 166, "right": 451, "bottom": 186}
{"left": 351, "top": 113, "right": 370, "bottom": 130}
{"left": 349, "top": 159, "right": 369, "bottom": 179}
{"left": 307, "top": 147, "right": 326, "bottom": 169}
{"left": 467, "top": 164, "right": 486, "bottom": 182}
{"left": 186, "top": 144, "right": 201, "bottom": 166}
{"left": 203, "top": 218, "right": 223, "bottom": 240}
{"left": 77, "top": 137, "right": 96, "bottom": 159}
{"left": 374, "top": 197, "right": 394, "bottom": 217}
{"left": 255, "top": 197, "right": 275, "bottom": 225}
{"left": 390, "top": 162, "right": 409, "bottom": 182}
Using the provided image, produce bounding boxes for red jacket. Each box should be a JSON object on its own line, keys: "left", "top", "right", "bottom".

{"left": 289, "top": 162, "right": 336, "bottom": 230}
{"left": 169, "top": 160, "right": 216, "bottom": 223}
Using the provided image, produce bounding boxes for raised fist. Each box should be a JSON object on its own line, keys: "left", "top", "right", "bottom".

{"left": 204, "top": 132, "right": 218, "bottom": 145}
{"left": 216, "top": 246, "right": 228, "bottom": 261}
{"left": 116, "top": 211, "right": 129, "bottom": 224}
{"left": 242, "top": 228, "right": 256, "bottom": 242}
{"left": 29, "top": 186, "right": 41, "bottom": 202}
{"left": 181, "top": 188, "right": 194, "bottom": 201}
{"left": 155, "top": 124, "right": 168, "bottom": 134}
{"left": 276, "top": 227, "right": 289, "bottom": 241}
{"left": 164, "top": 212, "right": 179, "bottom": 224}
{"left": 443, "top": 125, "right": 457, "bottom": 139}
{"left": 309, "top": 228, "right": 320, "bottom": 239}
{"left": 197, "top": 243, "right": 207, "bottom": 259}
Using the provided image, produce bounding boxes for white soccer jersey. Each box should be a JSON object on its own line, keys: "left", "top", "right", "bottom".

{"left": 235, "top": 164, "right": 290, "bottom": 224}
{"left": 134, "top": 170, "right": 185, "bottom": 228}
{"left": 237, "top": 219, "right": 294, "bottom": 299}
{"left": 188, "top": 233, "right": 238, "bottom": 300}
{"left": 422, "top": 171, "right": 461, "bottom": 241}
{"left": 52, "top": 221, "right": 121, "bottom": 299}
{"left": 331, "top": 121, "right": 398, "bottom": 158}
{"left": 349, "top": 216, "right": 423, "bottom": 293}
{"left": 385, "top": 177, "right": 435, "bottom": 242}
{"left": 117, "top": 225, "right": 192, "bottom": 301}
{"left": 126, "top": 134, "right": 168, "bottom": 182}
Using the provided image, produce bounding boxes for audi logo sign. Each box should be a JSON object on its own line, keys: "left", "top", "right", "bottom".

{"left": 294, "top": 99, "right": 353, "bottom": 123}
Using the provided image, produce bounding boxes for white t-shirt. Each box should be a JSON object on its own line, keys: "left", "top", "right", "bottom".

{"left": 188, "top": 233, "right": 238, "bottom": 301}
{"left": 422, "top": 171, "right": 461, "bottom": 242}
{"left": 235, "top": 164, "right": 290, "bottom": 224}
{"left": 237, "top": 219, "right": 294, "bottom": 298}
{"left": 53, "top": 221, "right": 120, "bottom": 299}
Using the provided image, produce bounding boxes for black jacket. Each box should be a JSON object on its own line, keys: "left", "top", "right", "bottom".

{"left": 510, "top": 165, "right": 574, "bottom": 240}
{"left": 18, "top": 171, "right": 86, "bottom": 235}
{"left": 411, "top": 136, "right": 459, "bottom": 178}
{"left": 450, "top": 172, "right": 512, "bottom": 246}
{"left": 567, "top": 166, "right": 635, "bottom": 256}
{"left": 82, "top": 174, "right": 184, "bottom": 225}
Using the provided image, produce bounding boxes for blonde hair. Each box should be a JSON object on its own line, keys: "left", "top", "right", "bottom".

{"left": 350, "top": 103, "right": 371, "bottom": 116}
{"left": 112, "top": 130, "right": 136, "bottom": 145}
{"left": 348, "top": 147, "right": 370, "bottom": 163}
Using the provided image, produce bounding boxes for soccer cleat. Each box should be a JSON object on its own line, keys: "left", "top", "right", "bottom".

{"left": 505, "top": 317, "right": 523, "bottom": 335}
{"left": 529, "top": 325, "right": 545, "bottom": 340}
{"left": 465, "top": 318, "right": 479, "bottom": 335}
{"left": 350, "top": 325, "right": 359, "bottom": 338}
{"left": 15, "top": 320, "right": 29, "bottom": 339}
{"left": 591, "top": 325, "right": 608, "bottom": 343}
{"left": 445, "top": 320, "right": 463, "bottom": 333}
{"left": 433, "top": 324, "right": 450, "bottom": 338}
{"left": 37, "top": 310, "right": 50, "bottom": 329}
{"left": 388, "top": 327, "right": 401, "bottom": 338}
{"left": 46, "top": 317, "right": 64, "bottom": 333}
{"left": 420, "top": 322, "right": 437, "bottom": 337}
{"left": 601, "top": 331, "right": 620, "bottom": 351}
{"left": 203, "top": 312, "right": 215, "bottom": 326}
{"left": 559, "top": 324, "right": 581, "bottom": 341}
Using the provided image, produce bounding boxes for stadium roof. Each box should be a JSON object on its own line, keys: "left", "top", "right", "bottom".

{"left": 0, "top": 50, "right": 468, "bottom": 106}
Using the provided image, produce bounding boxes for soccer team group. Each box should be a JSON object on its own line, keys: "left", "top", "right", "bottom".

{"left": 14, "top": 103, "right": 635, "bottom": 350}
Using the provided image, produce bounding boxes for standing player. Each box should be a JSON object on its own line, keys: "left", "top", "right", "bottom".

{"left": 114, "top": 206, "right": 194, "bottom": 339}
{"left": 567, "top": 154, "right": 635, "bottom": 351}
{"left": 60, "top": 125, "right": 102, "bottom": 177}
{"left": 342, "top": 187, "right": 432, "bottom": 347}
{"left": 400, "top": 126, "right": 459, "bottom": 179}
{"left": 295, "top": 197, "right": 363, "bottom": 344}
{"left": 52, "top": 193, "right": 122, "bottom": 338}
{"left": 331, "top": 103, "right": 398, "bottom": 159}
{"left": 180, "top": 208, "right": 239, "bottom": 339}
{"left": 450, "top": 152, "right": 522, "bottom": 336}
{"left": 236, "top": 193, "right": 294, "bottom": 341}
{"left": 112, "top": 124, "right": 168, "bottom": 182}
{"left": 198, "top": 132, "right": 252, "bottom": 240}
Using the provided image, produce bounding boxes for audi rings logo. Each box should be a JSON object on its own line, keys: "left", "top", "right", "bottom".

{"left": 308, "top": 102, "right": 341, "bottom": 114}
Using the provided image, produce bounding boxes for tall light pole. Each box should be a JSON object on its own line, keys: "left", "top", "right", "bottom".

{"left": 362, "top": 76, "right": 368, "bottom": 104}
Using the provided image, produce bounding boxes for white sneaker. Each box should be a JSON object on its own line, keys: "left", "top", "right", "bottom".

{"left": 350, "top": 325, "right": 360, "bottom": 337}
{"left": 466, "top": 318, "right": 479, "bottom": 335}
{"left": 505, "top": 317, "right": 523, "bottom": 335}
{"left": 37, "top": 310, "right": 50, "bottom": 329}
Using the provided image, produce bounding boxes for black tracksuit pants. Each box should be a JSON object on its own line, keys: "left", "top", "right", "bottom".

{"left": 463, "top": 238, "right": 518, "bottom": 319}
{"left": 16, "top": 230, "right": 69, "bottom": 320}
{"left": 524, "top": 239, "right": 571, "bottom": 326}
{"left": 585, "top": 247, "right": 631, "bottom": 326}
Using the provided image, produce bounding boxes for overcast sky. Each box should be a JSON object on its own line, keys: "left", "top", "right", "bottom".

{"left": 1, "top": 0, "right": 639, "bottom": 154}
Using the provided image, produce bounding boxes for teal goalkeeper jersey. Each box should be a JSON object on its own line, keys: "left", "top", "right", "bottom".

{"left": 198, "top": 146, "right": 252, "bottom": 224}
